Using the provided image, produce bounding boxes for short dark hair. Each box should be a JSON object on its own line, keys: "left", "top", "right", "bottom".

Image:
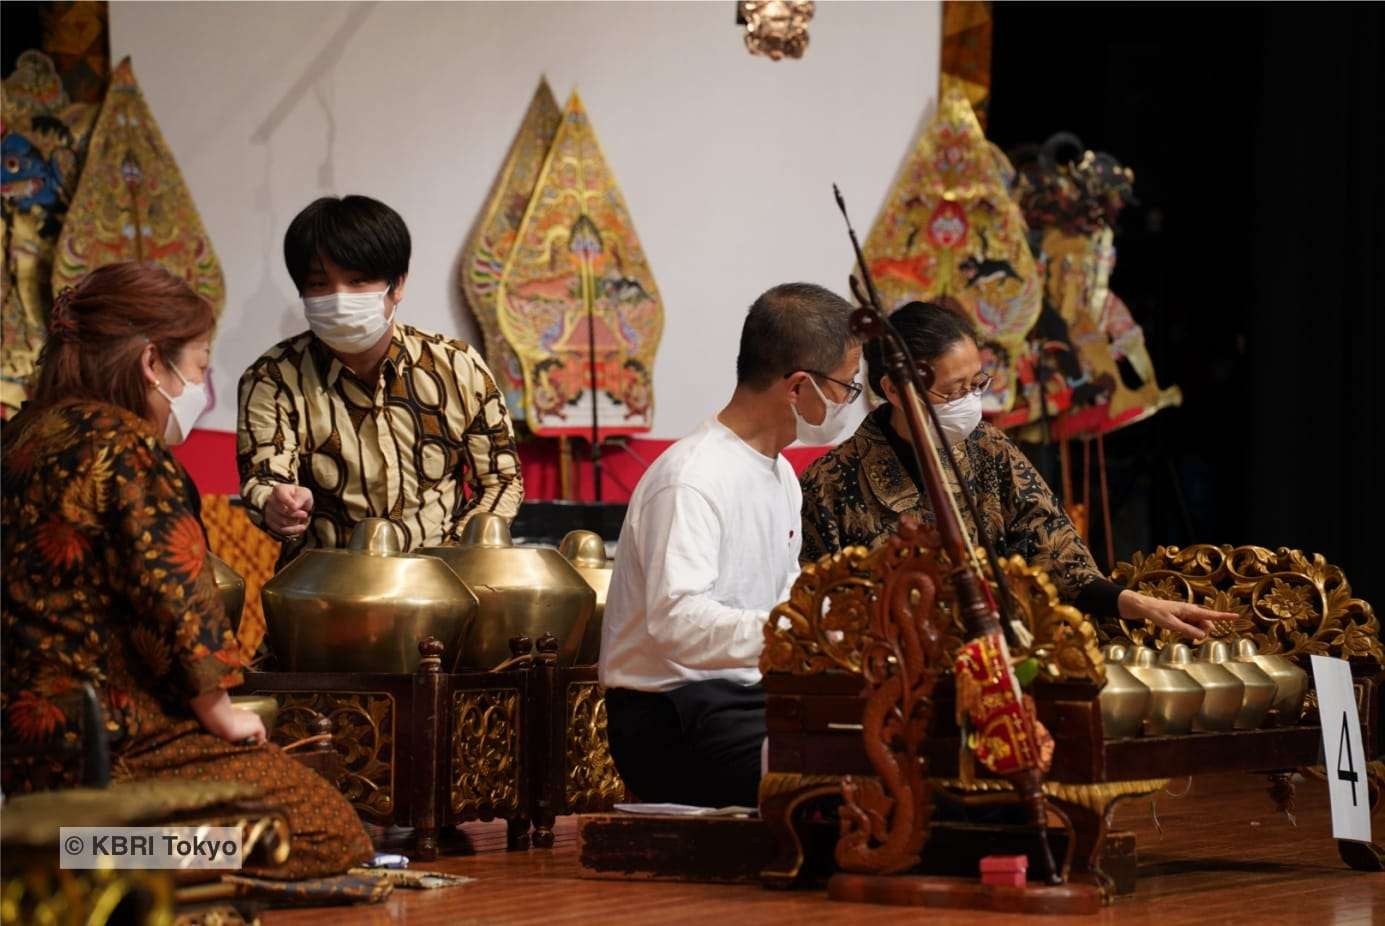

{"left": 735, "top": 283, "right": 858, "bottom": 389}
{"left": 283, "top": 195, "right": 411, "bottom": 292}
{"left": 865, "top": 300, "right": 978, "bottom": 396}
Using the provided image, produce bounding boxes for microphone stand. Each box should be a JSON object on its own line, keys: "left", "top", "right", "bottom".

{"left": 834, "top": 185, "right": 1060, "bottom": 884}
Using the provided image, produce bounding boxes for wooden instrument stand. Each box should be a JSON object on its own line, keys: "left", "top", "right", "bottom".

{"left": 762, "top": 667, "right": 1385, "bottom": 901}
{"left": 240, "top": 634, "right": 623, "bottom": 858}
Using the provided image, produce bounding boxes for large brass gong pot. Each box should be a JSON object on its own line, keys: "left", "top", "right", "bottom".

{"left": 262, "top": 519, "right": 479, "bottom": 673}
{"left": 418, "top": 513, "right": 594, "bottom": 670}
{"left": 208, "top": 553, "right": 246, "bottom": 634}
{"left": 559, "top": 530, "right": 611, "bottom": 666}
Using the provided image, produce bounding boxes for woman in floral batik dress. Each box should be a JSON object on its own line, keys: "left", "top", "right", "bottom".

{"left": 0, "top": 262, "right": 373, "bottom": 878}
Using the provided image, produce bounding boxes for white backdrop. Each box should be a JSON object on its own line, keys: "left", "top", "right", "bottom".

{"left": 110, "top": 0, "right": 941, "bottom": 438}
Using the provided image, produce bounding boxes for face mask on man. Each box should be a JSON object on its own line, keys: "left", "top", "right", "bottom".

{"left": 302, "top": 289, "right": 395, "bottom": 354}
{"left": 157, "top": 362, "right": 210, "bottom": 446}
{"left": 931, "top": 392, "right": 983, "bottom": 444}
{"left": 793, "top": 376, "right": 854, "bottom": 445}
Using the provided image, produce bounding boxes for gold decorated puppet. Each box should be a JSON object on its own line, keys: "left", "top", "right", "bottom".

{"left": 460, "top": 78, "right": 563, "bottom": 429}
{"left": 496, "top": 92, "right": 663, "bottom": 437}
{"left": 52, "top": 57, "right": 224, "bottom": 314}
{"left": 863, "top": 84, "right": 1041, "bottom": 415}
{"left": 1007, "top": 133, "right": 1181, "bottom": 439}
{"left": 1, "top": 51, "right": 97, "bottom": 417}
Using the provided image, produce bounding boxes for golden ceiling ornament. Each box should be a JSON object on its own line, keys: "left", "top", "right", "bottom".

{"left": 738, "top": 1, "right": 815, "bottom": 61}
{"left": 1104, "top": 544, "right": 1382, "bottom": 667}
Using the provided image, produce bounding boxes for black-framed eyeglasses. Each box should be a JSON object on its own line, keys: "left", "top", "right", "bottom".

{"left": 929, "top": 373, "right": 993, "bottom": 403}
{"left": 787, "top": 370, "right": 864, "bottom": 404}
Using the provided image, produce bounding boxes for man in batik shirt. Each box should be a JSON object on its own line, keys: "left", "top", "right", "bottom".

{"left": 237, "top": 195, "right": 523, "bottom": 564}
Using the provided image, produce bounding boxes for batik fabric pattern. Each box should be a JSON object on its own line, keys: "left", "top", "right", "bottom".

{"left": 2, "top": 399, "right": 245, "bottom": 742}
{"left": 236, "top": 324, "right": 523, "bottom": 562}
{"left": 113, "top": 724, "right": 374, "bottom": 879}
{"left": 0, "top": 399, "right": 373, "bottom": 878}
{"left": 799, "top": 407, "right": 1108, "bottom": 608}
{"left": 200, "top": 494, "right": 279, "bottom": 660}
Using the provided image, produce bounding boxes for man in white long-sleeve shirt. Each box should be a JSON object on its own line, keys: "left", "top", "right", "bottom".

{"left": 600, "top": 283, "right": 862, "bottom": 807}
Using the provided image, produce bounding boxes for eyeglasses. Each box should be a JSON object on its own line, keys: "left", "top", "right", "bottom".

{"left": 787, "top": 370, "right": 864, "bottom": 404}
{"left": 929, "top": 373, "right": 993, "bottom": 403}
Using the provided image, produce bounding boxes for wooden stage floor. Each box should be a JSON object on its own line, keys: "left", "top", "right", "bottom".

{"left": 266, "top": 772, "right": 1382, "bottom": 925}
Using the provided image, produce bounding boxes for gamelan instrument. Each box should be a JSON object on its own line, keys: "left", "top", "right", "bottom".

{"left": 559, "top": 529, "right": 612, "bottom": 666}
{"left": 755, "top": 190, "right": 1385, "bottom": 904}
{"left": 238, "top": 512, "right": 617, "bottom": 855}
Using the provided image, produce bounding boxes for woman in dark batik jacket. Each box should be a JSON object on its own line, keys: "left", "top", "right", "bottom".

{"left": 1, "top": 262, "right": 372, "bottom": 877}
{"left": 798, "top": 301, "right": 1230, "bottom": 638}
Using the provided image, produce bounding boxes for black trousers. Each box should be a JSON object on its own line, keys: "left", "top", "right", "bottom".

{"left": 605, "top": 680, "right": 765, "bottom": 808}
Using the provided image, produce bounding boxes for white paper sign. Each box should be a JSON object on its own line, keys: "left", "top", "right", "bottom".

{"left": 1310, "top": 655, "right": 1373, "bottom": 843}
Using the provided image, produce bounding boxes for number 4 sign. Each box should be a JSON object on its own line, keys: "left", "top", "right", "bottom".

{"left": 1310, "top": 655, "right": 1373, "bottom": 843}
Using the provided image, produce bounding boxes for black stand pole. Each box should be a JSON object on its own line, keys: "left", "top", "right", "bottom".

{"left": 587, "top": 296, "right": 602, "bottom": 502}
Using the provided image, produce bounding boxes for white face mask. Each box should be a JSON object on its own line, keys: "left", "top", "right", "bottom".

{"left": 157, "top": 362, "right": 210, "bottom": 446}
{"left": 793, "top": 376, "right": 854, "bottom": 445}
{"left": 303, "top": 289, "right": 395, "bottom": 354}
{"left": 931, "top": 392, "right": 983, "bottom": 444}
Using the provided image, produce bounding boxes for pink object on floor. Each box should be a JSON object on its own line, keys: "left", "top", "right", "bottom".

{"left": 981, "top": 871, "right": 1027, "bottom": 887}
{"left": 980, "top": 854, "right": 1028, "bottom": 887}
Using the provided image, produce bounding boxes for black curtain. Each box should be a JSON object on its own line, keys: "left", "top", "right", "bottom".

{"left": 990, "top": 3, "right": 1384, "bottom": 604}
{"left": 1247, "top": 6, "right": 1384, "bottom": 604}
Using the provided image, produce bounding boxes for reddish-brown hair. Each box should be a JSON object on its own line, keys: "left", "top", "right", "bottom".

{"left": 30, "top": 262, "right": 215, "bottom": 421}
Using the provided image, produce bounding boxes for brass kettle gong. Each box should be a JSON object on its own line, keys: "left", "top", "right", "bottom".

{"left": 262, "top": 518, "right": 479, "bottom": 673}
{"left": 559, "top": 530, "right": 611, "bottom": 666}
{"left": 207, "top": 553, "right": 246, "bottom": 635}
{"left": 418, "top": 513, "right": 594, "bottom": 670}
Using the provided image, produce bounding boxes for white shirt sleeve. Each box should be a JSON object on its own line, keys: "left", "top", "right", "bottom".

{"left": 638, "top": 483, "right": 768, "bottom": 671}
{"left": 779, "top": 466, "right": 803, "bottom": 601}
{"left": 778, "top": 561, "right": 801, "bottom": 603}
